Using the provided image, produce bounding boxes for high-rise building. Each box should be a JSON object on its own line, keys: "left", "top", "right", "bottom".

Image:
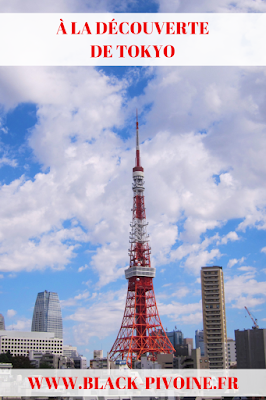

{"left": 195, "top": 329, "right": 205, "bottom": 356}
{"left": 32, "top": 290, "right": 63, "bottom": 339}
{"left": 201, "top": 266, "right": 228, "bottom": 368}
{"left": 0, "top": 314, "right": 5, "bottom": 330}
{"left": 166, "top": 329, "right": 184, "bottom": 348}
{"left": 235, "top": 328, "right": 266, "bottom": 369}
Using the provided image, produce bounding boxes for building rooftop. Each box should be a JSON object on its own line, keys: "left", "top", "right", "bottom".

{"left": 0, "top": 330, "right": 58, "bottom": 339}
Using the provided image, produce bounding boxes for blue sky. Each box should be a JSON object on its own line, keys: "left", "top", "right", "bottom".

{"left": 1, "top": 0, "right": 266, "bottom": 362}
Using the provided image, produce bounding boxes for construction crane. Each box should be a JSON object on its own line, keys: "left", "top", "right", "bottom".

{"left": 244, "top": 306, "right": 259, "bottom": 329}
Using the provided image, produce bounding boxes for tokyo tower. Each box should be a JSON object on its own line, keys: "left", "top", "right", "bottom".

{"left": 109, "top": 113, "right": 174, "bottom": 368}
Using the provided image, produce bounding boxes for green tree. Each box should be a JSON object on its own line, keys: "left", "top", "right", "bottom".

{"left": 0, "top": 351, "right": 13, "bottom": 363}
{"left": 12, "top": 355, "right": 34, "bottom": 368}
{"left": 0, "top": 352, "right": 35, "bottom": 368}
{"left": 39, "top": 361, "right": 54, "bottom": 369}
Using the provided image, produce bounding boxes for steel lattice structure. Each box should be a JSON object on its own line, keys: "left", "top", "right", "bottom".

{"left": 109, "top": 113, "right": 174, "bottom": 368}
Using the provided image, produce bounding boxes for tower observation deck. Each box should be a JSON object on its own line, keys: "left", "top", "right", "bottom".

{"left": 109, "top": 112, "right": 174, "bottom": 368}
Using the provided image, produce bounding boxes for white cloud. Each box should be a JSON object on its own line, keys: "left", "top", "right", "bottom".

{"left": 6, "top": 318, "right": 31, "bottom": 331}
{"left": 225, "top": 273, "right": 266, "bottom": 309}
{"left": 237, "top": 266, "right": 256, "bottom": 273}
{"left": 1, "top": 0, "right": 265, "bottom": 14}
{"left": 0, "top": 156, "right": 17, "bottom": 168}
{"left": 0, "top": 67, "right": 130, "bottom": 280}
{"left": 261, "top": 247, "right": 266, "bottom": 254}
{"left": 220, "top": 231, "right": 239, "bottom": 245}
{"left": 184, "top": 248, "right": 221, "bottom": 273}
{"left": 171, "top": 287, "right": 190, "bottom": 298}
{"left": 78, "top": 264, "right": 89, "bottom": 273}
{"left": 227, "top": 256, "right": 245, "bottom": 268}
{"left": 158, "top": 300, "right": 202, "bottom": 325}
{"left": 157, "top": 0, "right": 266, "bottom": 12}
{"left": 7, "top": 309, "right": 16, "bottom": 317}
{"left": 0, "top": 0, "right": 135, "bottom": 12}
{"left": 158, "top": 286, "right": 189, "bottom": 300}
{"left": 1, "top": 66, "right": 266, "bottom": 291}
{"left": 61, "top": 291, "right": 90, "bottom": 308}
{"left": 227, "top": 258, "right": 238, "bottom": 268}
{"left": 0, "top": 227, "right": 85, "bottom": 272}
{"left": 66, "top": 287, "right": 127, "bottom": 345}
{"left": 170, "top": 235, "right": 221, "bottom": 274}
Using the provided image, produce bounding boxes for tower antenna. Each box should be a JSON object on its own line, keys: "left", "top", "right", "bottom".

{"left": 135, "top": 109, "right": 140, "bottom": 168}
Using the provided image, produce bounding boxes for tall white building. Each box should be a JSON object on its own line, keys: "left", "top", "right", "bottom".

{"left": 0, "top": 330, "right": 63, "bottom": 357}
{"left": 32, "top": 290, "right": 63, "bottom": 339}
{"left": 201, "top": 266, "right": 228, "bottom": 369}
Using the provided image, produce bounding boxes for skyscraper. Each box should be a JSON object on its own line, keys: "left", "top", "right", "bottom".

{"left": 195, "top": 329, "right": 205, "bottom": 356}
{"left": 32, "top": 291, "right": 63, "bottom": 339}
{"left": 0, "top": 314, "right": 5, "bottom": 330}
{"left": 166, "top": 329, "right": 184, "bottom": 348}
{"left": 201, "top": 266, "right": 228, "bottom": 368}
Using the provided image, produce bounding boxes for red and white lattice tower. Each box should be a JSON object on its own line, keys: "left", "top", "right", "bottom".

{"left": 109, "top": 112, "right": 174, "bottom": 368}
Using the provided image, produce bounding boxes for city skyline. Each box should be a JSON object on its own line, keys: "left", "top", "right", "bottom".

{"left": 1, "top": 1, "right": 266, "bottom": 363}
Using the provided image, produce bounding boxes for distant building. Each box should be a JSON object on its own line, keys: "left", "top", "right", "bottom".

{"left": 166, "top": 329, "right": 183, "bottom": 348}
{"left": 195, "top": 329, "right": 205, "bottom": 356}
{"left": 201, "top": 266, "right": 228, "bottom": 368}
{"left": 63, "top": 344, "right": 78, "bottom": 358}
{"left": 0, "top": 314, "right": 5, "bottom": 330}
{"left": 199, "top": 356, "right": 210, "bottom": 369}
{"left": 28, "top": 351, "right": 45, "bottom": 368}
{"left": 174, "top": 346, "right": 202, "bottom": 369}
{"left": 184, "top": 338, "right": 193, "bottom": 348}
{"left": 0, "top": 330, "right": 63, "bottom": 357}
{"left": 90, "top": 352, "right": 114, "bottom": 369}
{"left": 32, "top": 290, "right": 63, "bottom": 339}
{"left": 175, "top": 344, "right": 191, "bottom": 357}
{"left": 63, "top": 345, "right": 87, "bottom": 369}
{"left": 235, "top": 328, "right": 266, "bottom": 368}
{"left": 93, "top": 349, "right": 103, "bottom": 359}
{"left": 157, "top": 353, "right": 174, "bottom": 369}
{"left": 72, "top": 355, "right": 87, "bottom": 369}
{"left": 0, "top": 363, "right": 12, "bottom": 370}
{"left": 114, "top": 360, "right": 129, "bottom": 369}
{"left": 135, "top": 351, "right": 209, "bottom": 370}
{"left": 135, "top": 356, "right": 161, "bottom": 369}
{"left": 39, "top": 352, "right": 68, "bottom": 369}
{"left": 29, "top": 349, "right": 86, "bottom": 369}
{"left": 227, "top": 338, "right": 237, "bottom": 368}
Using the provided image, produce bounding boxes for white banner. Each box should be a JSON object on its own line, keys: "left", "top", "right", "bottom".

{"left": 0, "top": 13, "right": 266, "bottom": 66}
{"left": 0, "top": 369, "right": 266, "bottom": 397}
